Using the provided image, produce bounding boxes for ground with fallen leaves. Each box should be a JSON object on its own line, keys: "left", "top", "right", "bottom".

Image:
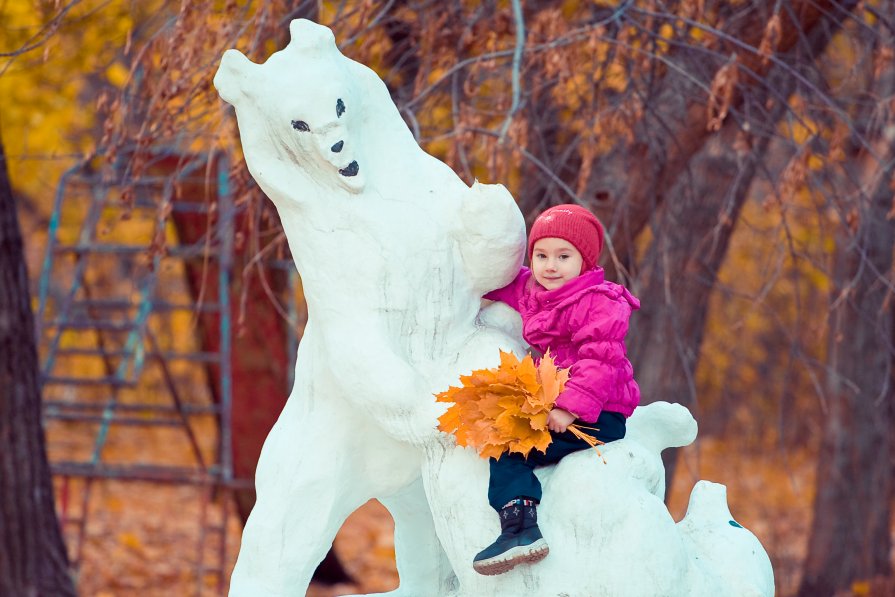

{"left": 51, "top": 427, "right": 895, "bottom": 597}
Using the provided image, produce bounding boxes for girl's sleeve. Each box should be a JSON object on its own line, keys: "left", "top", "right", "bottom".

{"left": 553, "top": 292, "right": 633, "bottom": 423}
{"left": 483, "top": 267, "right": 530, "bottom": 313}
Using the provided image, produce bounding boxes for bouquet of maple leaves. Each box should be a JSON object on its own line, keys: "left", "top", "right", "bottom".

{"left": 436, "top": 350, "right": 603, "bottom": 460}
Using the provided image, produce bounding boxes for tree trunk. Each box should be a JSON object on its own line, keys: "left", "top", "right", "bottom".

{"left": 798, "top": 159, "right": 895, "bottom": 597}
{"left": 627, "top": 118, "right": 757, "bottom": 490}
{"left": 798, "top": 25, "right": 895, "bottom": 592}
{"left": 0, "top": 126, "right": 76, "bottom": 595}
{"left": 629, "top": 9, "right": 846, "bottom": 492}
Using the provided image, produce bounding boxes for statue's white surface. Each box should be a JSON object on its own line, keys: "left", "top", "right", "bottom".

{"left": 214, "top": 19, "right": 774, "bottom": 597}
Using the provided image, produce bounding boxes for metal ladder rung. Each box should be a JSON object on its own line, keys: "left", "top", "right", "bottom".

{"left": 52, "top": 244, "right": 153, "bottom": 256}
{"left": 42, "top": 375, "right": 136, "bottom": 387}
{"left": 125, "top": 194, "right": 216, "bottom": 215}
{"left": 68, "top": 298, "right": 221, "bottom": 313}
{"left": 151, "top": 351, "right": 221, "bottom": 363}
{"left": 203, "top": 523, "right": 227, "bottom": 535}
{"left": 197, "top": 565, "right": 225, "bottom": 572}
{"left": 49, "top": 462, "right": 216, "bottom": 485}
{"left": 44, "top": 412, "right": 194, "bottom": 426}
{"left": 53, "top": 348, "right": 135, "bottom": 358}
{"left": 47, "top": 320, "right": 137, "bottom": 332}
{"left": 55, "top": 348, "right": 221, "bottom": 363}
{"left": 43, "top": 400, "right": 220, "bottom": 416}
{"left": 53, "top": 243, "right": 217, "bottom": 258}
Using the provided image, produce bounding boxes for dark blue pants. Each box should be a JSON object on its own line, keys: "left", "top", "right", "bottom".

{"left": 488, "top": 411, "right": 626, "bottom": 511}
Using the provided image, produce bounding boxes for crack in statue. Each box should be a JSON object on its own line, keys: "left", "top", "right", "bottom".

{"left": 214, "top": 19, "right": 774, "bottom": 597}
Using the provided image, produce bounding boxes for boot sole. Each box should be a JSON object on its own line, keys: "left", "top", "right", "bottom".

{"left": 473, "top": 539, "right": 549, "bottom": 576}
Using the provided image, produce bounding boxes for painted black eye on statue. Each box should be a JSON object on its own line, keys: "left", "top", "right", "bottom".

{"left": 291, "top": 120, "right": 310, "bottom": 132}
{"left": 336, "top": 98, "right": 345, "bottom": 118}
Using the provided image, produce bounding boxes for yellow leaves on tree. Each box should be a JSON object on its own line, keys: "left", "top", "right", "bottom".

{"left": 436, "top": 350, "right": 602, "bottom": 460}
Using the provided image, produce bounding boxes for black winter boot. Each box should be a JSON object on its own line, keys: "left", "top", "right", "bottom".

{"left": 472, "top": 499, "right": 549, "bottom": 575}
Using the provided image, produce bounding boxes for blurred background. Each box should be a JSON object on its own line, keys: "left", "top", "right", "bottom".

{"left": 1, "top": 1, "right": 893, "bottom": 596}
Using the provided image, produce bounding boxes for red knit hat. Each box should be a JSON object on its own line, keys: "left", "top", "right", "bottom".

{"left": 528, "top": 204, "right": 605, "bottom": 272}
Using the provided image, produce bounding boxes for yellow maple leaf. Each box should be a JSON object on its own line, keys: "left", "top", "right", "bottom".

{"left": 467, "top": 369, "right": 498, "bottom": 386}
{"left": 532, "top": 430, "right": 553, "bottom": 454}
{"left": 529, "top": 412, "right": 548, "bottom": 430}
{"left": 537, "top": 349, "right": 563, "bottom": 400}
{"left": 477, "top": 392, "right": 505, "bottom": 418}
{"left": 497, "top": 393, "right": 524, "bottom": 410}
{"left": 494, "top": 411, "right": 531, "bottom": 439}
{"left": 514, "top": 429, "right": 553, "bottom": 458}
{"left": 480, "top": 443, "right": 506, "bottom": 460}
{"left": 499, "top": 349, "right": 520, "bottom": 370}
{"left": 437, "top": 406, "right": 461, "bottom": 434}
{"left": 520, "top": 390, "right": 551, "bottom": 414}
{"left": 515, "top": 354, "right": 540, "bottom": 394}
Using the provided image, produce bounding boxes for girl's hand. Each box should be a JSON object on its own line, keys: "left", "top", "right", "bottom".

{"left": 547, "top": 408, "right": 577, "bottom": 433}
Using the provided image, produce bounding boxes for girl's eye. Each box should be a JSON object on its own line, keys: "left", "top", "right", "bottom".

{"left": 291, "top": 120, "right": 310, "bottom": 132}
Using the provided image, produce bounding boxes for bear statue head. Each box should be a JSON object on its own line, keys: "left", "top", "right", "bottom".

{"left": 214, "top": 20, "right": 374, "bottom": 195}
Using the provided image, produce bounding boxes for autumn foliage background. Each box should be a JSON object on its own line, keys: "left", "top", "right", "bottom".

{"left": 2, "top": 1, "right": 894, "bottom": 596}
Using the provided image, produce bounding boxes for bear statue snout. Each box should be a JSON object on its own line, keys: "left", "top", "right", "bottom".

{"left": 339, "top": 160, "right": 359, "bottom": 177}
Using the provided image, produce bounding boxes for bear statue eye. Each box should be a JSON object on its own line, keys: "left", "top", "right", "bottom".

{"left": 291, "top": 120, "right": 310, "bottom": 132}
{"left": 336, "top": 98, "right": 345, "bottom": 118}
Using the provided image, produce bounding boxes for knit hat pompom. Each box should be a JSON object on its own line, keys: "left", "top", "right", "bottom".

{"left": 528, "top": 204, "right": 605, "bottom": 271}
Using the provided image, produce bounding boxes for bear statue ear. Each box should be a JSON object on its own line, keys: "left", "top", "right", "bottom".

{"left": 214, "top": 49, "right": 256, "bottom": 106}
{"left": 287, "top": 18, "right": 337, "bottom": 56}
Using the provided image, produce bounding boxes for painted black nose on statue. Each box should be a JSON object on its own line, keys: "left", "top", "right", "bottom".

{"left": 331, "top": 140, "right": 344, "bottom": 153}
{"left": 339, "top": 160, "right": 359, "bottom": 177}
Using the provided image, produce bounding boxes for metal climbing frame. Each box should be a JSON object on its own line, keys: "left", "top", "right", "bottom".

{"left": 36, "top": 150, "right": 253, "bottom": 595}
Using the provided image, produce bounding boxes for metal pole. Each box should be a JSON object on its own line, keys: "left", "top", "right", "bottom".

{"left": 216, "top": 153, "right": 234, "bottom": 485}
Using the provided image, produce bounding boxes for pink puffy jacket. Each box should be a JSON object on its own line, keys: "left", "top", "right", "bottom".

{"left": 485, "top": 267, "right": 641, "bottom": 423}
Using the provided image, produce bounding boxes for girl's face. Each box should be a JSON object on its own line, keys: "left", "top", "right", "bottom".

{"left": 531, "top": 237, "right": 584, "bottom": 290}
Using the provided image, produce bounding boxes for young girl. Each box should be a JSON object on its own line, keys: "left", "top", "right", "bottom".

{"left": 472, "top": 203, "right": 641, "bottom": 576}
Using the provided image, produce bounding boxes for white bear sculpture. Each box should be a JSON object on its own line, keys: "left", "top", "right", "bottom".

{"left": 214, "top": 19, "right": 774, "bottom": 597}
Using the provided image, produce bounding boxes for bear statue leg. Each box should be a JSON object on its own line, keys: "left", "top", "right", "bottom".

{"left": 228, "top": 416, "right": 363, "bottom": 595}
{"left": 339, "top": 476, "right": 456, "bottom": 597}
{"left": 417, "top": 441, "right": 515, "bottom": 597}
{"left": 380, "top": 476, "right": 456, "bottom": 595}
{"left": 228, "top": 374, "right": 422, "bottom": 596}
